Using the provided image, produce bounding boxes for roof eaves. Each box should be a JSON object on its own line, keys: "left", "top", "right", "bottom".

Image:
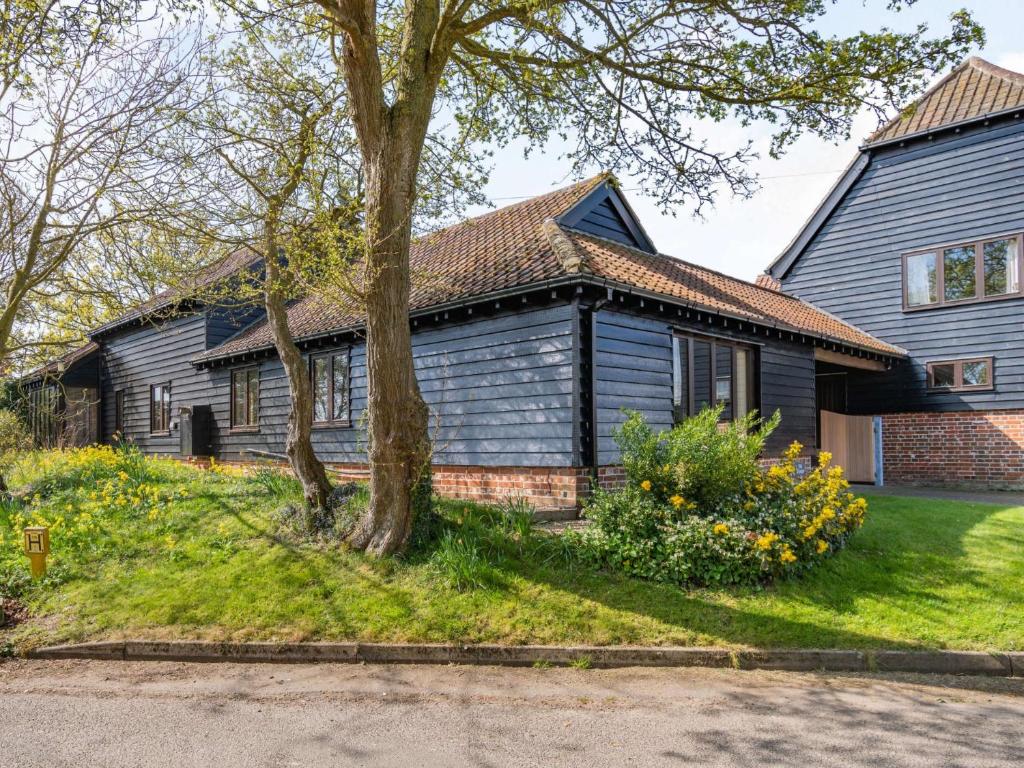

{"left": 558, "top": 229, "right": 905, "bottom": 357}
{"left": 192, "top": 273, "right": 586, "bottom": 366}
{"left": 581, "top": 273, "right": 905, "bottom": 358}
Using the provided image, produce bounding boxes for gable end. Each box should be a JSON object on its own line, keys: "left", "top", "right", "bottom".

{"left": 558, "top": 182, "right": 656, "bottom": 253}
{"left": 767, "top": 152, "right": 870, "bottom": 281}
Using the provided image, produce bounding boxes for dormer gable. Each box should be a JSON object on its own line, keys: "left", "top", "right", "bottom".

{"left": 557, "top": 180, "right": 657, "bottom": 253}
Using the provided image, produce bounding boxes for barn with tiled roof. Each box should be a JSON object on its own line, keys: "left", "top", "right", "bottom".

{"left": 29, "top": 168, "right": 909, "bottom": 510}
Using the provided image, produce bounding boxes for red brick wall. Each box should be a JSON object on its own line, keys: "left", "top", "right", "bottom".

{"left": 428, "top": 465, "right": 591, "bottom": 511}
{"left": 881, "top": 410, "right": 1024, "bottom": 488}
{"left": 195, "top": 458, "right": 592, "bottom": 512}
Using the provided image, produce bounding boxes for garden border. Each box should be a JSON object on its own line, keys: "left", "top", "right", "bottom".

{"left": 25, "top": 641, "right": 1022, "bottom": 677}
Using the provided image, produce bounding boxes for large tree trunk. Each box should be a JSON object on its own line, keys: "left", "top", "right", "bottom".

{"left": 346, "top": 141, "right": 431, "bottom": 555}
{"left": 263, "top": 227, "right": 332, "bottom": 509}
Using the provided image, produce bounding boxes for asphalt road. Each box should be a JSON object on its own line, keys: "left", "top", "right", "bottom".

{"left": 1, "top": 659, "right": 1022, "bottom": 767}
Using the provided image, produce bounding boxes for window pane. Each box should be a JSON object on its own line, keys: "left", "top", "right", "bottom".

{"left": 983, "top": 239, "right": 1019, "bottom": 296}
{"left": 312, "top": 357, "right": 329, "bottom": 421}
{"left": 231, "top": 371, "right": 245, "bottom": 426}
{"left": 906, "top": 252, "right": 938, "bottom": 306}
{"left": 162, "top": 386, "right": 171, "bottom": 429}
{"left": 943, "top": 245, "right": 976, "bottom": 301}
{"left": 672, "top": 337, "right": 688, "bottom": 420}
{"left": 692, "top": 340, "right": 713, "bottom": 412}
{"left": 735, "top": 349, "right": 749, "bottom": 418}
{"left": 332, "top": 354, "right": 348, "bottom": 421}
{"left": 930, "top": 364, "right": 955, "bottom": 389}
{"left": 152, "top": 385, "right": 166, "bottom": 431}
{"left": 247, "top": 369, "right": 259, "bottom": 425}
{"left": 715, "top": 345, "right": 733, "bottom": 420}
{"left": 962, "top": 360, "right": 990, "bottom": 387}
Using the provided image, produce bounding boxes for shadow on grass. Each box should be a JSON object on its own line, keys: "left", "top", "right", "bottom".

{"left": 802, "top": 499, "right": 1024, "bottom": 613}
{"left": 56, "top": 478, "right": 1017, "bottom": 656}
{"left": 494, "top": 496, "right": 1017, "bottom": 651}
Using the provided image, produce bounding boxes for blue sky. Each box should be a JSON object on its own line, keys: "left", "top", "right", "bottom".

{"left": 465, "top": 1, "right": 1024, "bottom": 281}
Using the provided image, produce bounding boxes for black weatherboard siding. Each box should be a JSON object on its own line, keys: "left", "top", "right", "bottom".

{"left": 777, "top": 118, "right": 1024, "bottom": 413}
{"left": 100, "top": 314, "right": 215, "bottom": 454}
{"left": 212, "top": 304, "right": 578, "bottom": 468}
{"left": 593, "top": 308, "right": 816, "bottom": 465}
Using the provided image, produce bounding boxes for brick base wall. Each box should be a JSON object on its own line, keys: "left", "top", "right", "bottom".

{"left": 190, "top": 458, "right": 592, "bottom": 512}
{"left": 595, "top": 465, "right": 627, "bottom": 492}
{"left": 428, "top": 465, "right": 591, "bottom": 511}
{"left": 881, "top": 410, "right": 1024, "bottom": 488}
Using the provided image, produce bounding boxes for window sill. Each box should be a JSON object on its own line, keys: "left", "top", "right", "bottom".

{"left": 926, "top": 386, "right": 994, "bottom": 394}
{"left": 312, "top": 421, "right": 353, "bottom": 430}
{"left": 229, "top": 426, "right": 261, "bottom": 434}
{"left": 904, "top": 291, "right": 1024, "bottom": 312}
{"left": 150, "top": 431, "right": 171, "bottom": 437}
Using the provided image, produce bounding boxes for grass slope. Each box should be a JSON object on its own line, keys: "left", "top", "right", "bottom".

{"left": 3, "top": 457, "right": 1022, "bottom": 651}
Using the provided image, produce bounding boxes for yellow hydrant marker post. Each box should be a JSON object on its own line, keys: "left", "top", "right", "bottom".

{"left": 23, "top": 526, "right": 50, "bottom": 578}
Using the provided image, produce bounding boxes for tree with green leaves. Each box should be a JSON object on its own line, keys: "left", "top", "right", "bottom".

{"left": 248, "top": 0, "right": 978, "bottom": 555}
{"left": 132, "top": 12, "right": 486, "bottom": 507}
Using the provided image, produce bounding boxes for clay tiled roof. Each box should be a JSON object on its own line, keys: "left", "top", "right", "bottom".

{"left": 197, "top": 174, "right": 903, "bottom": 362}
{"left": 565, "top": 232, "right": 904, "bottom": 356}
{"left": 90, "top": 247, "right": 263, "bottom": 337}
{"left": 869, "top": 57, "right": 1024, "bottom": 145}
{"left": 197, "top": 174, "right": 610, "bottom": 360}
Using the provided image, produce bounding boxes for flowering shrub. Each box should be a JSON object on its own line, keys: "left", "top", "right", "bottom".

{"left": 573, "top": 411, "right": 867, "bottom": 586}
{"left": 615, "top": 407, "right": 780, "bottom": 515}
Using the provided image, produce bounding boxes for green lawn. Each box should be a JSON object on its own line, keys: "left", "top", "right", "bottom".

{"left": 2, "top": 453, "right": 1022, "bottom": 652}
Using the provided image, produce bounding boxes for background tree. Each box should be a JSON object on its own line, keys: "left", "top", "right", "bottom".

{"left": 0, "top": 2, "right": 199, "bottom": 372}
{"left": 120, "top": 16, "right": 357, "bottom": 507}
{"left": 232, "top": 0, "right": 979, "bottom": 554}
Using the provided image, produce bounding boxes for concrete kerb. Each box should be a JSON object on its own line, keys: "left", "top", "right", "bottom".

{"left": 24, "top": 641, "right": 1023, "bottom": 676}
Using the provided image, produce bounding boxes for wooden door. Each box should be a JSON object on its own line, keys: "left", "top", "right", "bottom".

{"left": 819, "top": 410, "right": 875, "bottom": 483}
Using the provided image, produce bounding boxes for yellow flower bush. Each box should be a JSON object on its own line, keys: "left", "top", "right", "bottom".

{"left": 576, "top": 411, "right": 867, "bottom": 586}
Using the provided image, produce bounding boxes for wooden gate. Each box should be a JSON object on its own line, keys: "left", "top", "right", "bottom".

{"left": 819, "top": 410, "right": 876, "bottom": 483}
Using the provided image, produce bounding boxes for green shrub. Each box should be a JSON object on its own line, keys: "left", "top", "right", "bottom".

{"left": 573, "top": 412, "right": 867, "bottom": 586}
{"left": 408, "top": 469, "right": 437, "bottom": 549}
{"left": 495, "top": 495, "right": 535, "bottom": 544}
{"left": 275, "top": 482, "right": 368, "bottom": 541}
{"left": 10, "top": 443, "right": 176, "bottom": 499}
{"left": 615, "top": 406, "right": 780, "bottom": 516}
